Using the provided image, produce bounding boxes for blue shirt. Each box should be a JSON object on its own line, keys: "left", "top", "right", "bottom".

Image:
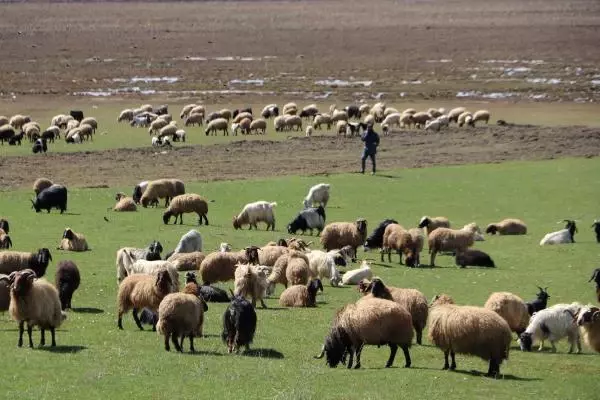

{"left": 361, "top": 129, "right": 380, "bottom": 153}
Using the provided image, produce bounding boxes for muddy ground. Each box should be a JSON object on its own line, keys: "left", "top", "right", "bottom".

{"left": 2, "top": 125, "right": 599, "bottom": 190}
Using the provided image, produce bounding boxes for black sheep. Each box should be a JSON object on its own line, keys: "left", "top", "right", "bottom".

{"left": 306, "top": 279, "right": 324, "bottom": 307}
{"left": 592, "top": 221, "right": 600, "bottom": 243}
{"left": 55, "top": 260, "right": 80, "bottom": 310}
{"left": 455, "top": 249, "right": 495, "bottom": 268}
{"left": 32, "top": 184, "right": 67, "bottom": 214}
{"left": 363, "top": 219, "right": 398, "bottom": 257}
{"left": 0, "top": 218, "right": 9, "bottom": 233}
{"left": 222, "top": 295, "right": 257, "bottom": 353}
{"left": 70, "top": 110, "right": 84, "bottom": 122}
{"left": 154, "top": 104, "right": 168, "bottom": 115}
{"left": 41, "top": 129, "right": 56, "bottom": 143}
{"left": 525, "top": 287, "right": 550, "bottom": 316}
{"left": 32, "top": 138, "right": 47, "bottom": 154}
{"left": 344, "top": 105, "right": 361, "bottom": 119}
{"left": 588, "top": 268, "right": 600, "bottom": 302}
{"left": 184, "top": 272, "right": 230, "bottom": 302}
{"left": 8, "top": 131, "right": 23, "bottom": 145}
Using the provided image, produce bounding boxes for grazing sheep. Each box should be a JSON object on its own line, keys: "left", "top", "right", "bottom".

{"left": 428, "top": 227, "right": 475, "bottom": 267}
{"left": 0, "top": 249, "right": 52, "bottom": 278}
{"left": 114, "top": 193, "right": 137, "bottom": 212}
{"left": 199, "top": 250, "right": 248, "bottom": 285}
{"left": 8, "top": 269, "right": 65, "bottom": 348}
{"left": 306, "top": 250, "right": 345, "bottom": 287}
{"left": 170, "top": 230, "right": 203, "bottom": 255}
{"left": 469, "top": 110, "right": 491, "bottom": 126}
{"left": 411, "top": 112, "right": 432, "bottom": 128}
{"left": 173, "top": 129, "right": 186, "bottom": 142}
{"left": 184, "top": 113, "right": 204, "bottom": 127}
{"left": 540, "top": 220, "right": 577, "bottom": 245}
{"left": 360, "top": 278, "right": 428, "bottom": 345}
{"left": 404, "top": 228, "right": 425, "bottom": 267}
{"left": 312, "top": 114, "right": 332, "bottom": 130}
{"left": 429, "top": 294, "right": 512, "bottom": 377}
{"left": 140, "top": 178, "right": 185, "bottom": 208}
{"left": 222, "top": 295, "right": 257, "bottom": 353}
{"left": 234, "top": 263, "right": 269, "bottom": 308}
{"left": 305, "top": 125, "right": 314, "bottom": 137}
{"left": 31, "top": 184, "right": 67, "bottom": 214}
{"left": 233, "top": 201, "right": 277, "bottom": 231}
{"left": 363, "top": 218, "right": 398, "bottom": 253}
{"left": 249, "top": 118, "right": 267, "bottom": 135}
{"left": 149, "top": 118, "right": 169, "bottom": 135}
{"left": 162, "top": 194, "right": 208, "bottom": 225}
{"left": 261, "top": 104, "right": 279, "bottom": 119}
{"left": 457, "top": 111, "right": 473, "bottom": 128}
{"left": 287, "top": 206, "right": 326, "bottom": 235}
{"left": 157, "top": 291, "right": 205, "bottom": 352}
{"left": 577, "top": 305, "right": 600, "bottom": 353}
{"left": 283, "top": 102, "right": 298, "bottom": 115}
{"left": 315, "top": 297, "right": 413, "bottom": 368}
{"left": 484, "top": 292, "right": 529, "bottom": 335}
{"left": 320, "top": 219, "right": 368, "bottom": 257}
{"left": 447, "top": 107, "right": 467, "bottom": 123}
{"left": 341, "top": 261, "right": 373, "bottom": 285}
{"left": 519, "top": 303, "right": 582, "bottom": 353}
{"left": 455, "top": 249, "right": 495, "bottom": 268}
{"left": 418, "top": 216, "right": 450, "bottom": 235}
{"left": 232, "top": 111, "right": 253, "bottom": 124}
{"left": 118, "top": 109, "right": 134, "bottom": 122}
{"left": 279, "top": 279, "right": 323, "bottom": 307}
{"left": 486, "top": 218, "right": 527, "bottom": 235}
{"left": 58, "top": 228, "right": 89, "bottom": 252}
{"left": 117, "top": 270, "right": 173, "bottom": 330}
{"left": 0, "top": 124, "right": 16, "bottom": 144}
{"left": 167, "top": 252, "right": 205, "bottom": 271}
{"left": 526, "top": 287, "right": 550, "bottom": 316}
{"left": 179, "top": 104, "right": 197, "bottom": 119}
{"left": 204, "top": 118, "right": 229, "bottom": 136}
{"left": 303, "top": 183, "right": 330, "bottom": 208}
{"left": 9, "top": 114, "right": 30, "bottom": 130}
{"left": 301, "top": 104, "right": 320, "bottom": 119}
{"left": 55, "top": 260, "right": 80, "bottom": 310}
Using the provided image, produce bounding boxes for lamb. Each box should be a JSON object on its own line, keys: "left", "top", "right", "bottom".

{"left": 526, "top": 287, "right": 550, "bottom": 315}
{"left": 114, "top": 192, "right": 137, "bottom": 212}
{"left": 484, "top": 292, "right": 529, "bottom": 335}
{"left": 303, "top": 183, "right": 330, "bottom": 208}
{"left": 592, "top": 220, "right": 600, "bottom": 243}
{"left": 140, "top": 178, "right": 185, "bottom": 208}
{"left": 427, "top": 227, "right": 475, "bottom": 267}
{"left": 0, "top": 248, "right": 52, "bottom": 278}
{"left": 519, "top": 302, "right": 583, "bottom": 353}
{"left": 315, "top": 297, "right": 413, "bottom": 369}
{"left": 485, "top": 218, "right": 527, "bottom": 235}
{"left": 232, "top": 201, "right": 277, "bottom": 231}
{"left": 455, "top": 249, "right": 495, "bottom": 268}
{"left": 162, "top": 194, "right": 209, "bottom": 226}
{"left": 469, "top": 110, "right": 491, "bottom": 126}
{"left": 424, "top": 119, "right": 443, "bottom": 132}
{"left": 173, "top": 129, "right": 186, "bottom": 142}
{"left": 305, "top": 125, "right": 314, "bottom": 137}
{"left": 204, "top": 118, "right": 229, "bottom": 136}
{"left": 306, "top": 250, "right": 346, "bottom": 287}
{"left": 232, "top": 117, "right": 252, "bottom": 135}
{"left": 8, "top": 130, "right": 24, "bottom": 145}
{"left": 447, "top": 107, "right": 467, "bottom": 123}
{"left": 320, "top": 219, "right": 368, "bottom": 257}
{"left": 31, "top": 184, "right": 67, "bottom": 214}
{"left": 577, "top": 305, "right": 600, "bottom": 353}
{"left": 341, "top": 261, "right": 373, "bottom": 285}
{"left": 287, "top": 206, "right": 326, "bottom": 235}
{"left": 167, "top": 252, "right": 205, "bottom": 271}
{"left": 336, "top": 120, "right": 348, "bottom": 136}
{"left": 234, "top": 263, "right": 269, "bottom": 308}
{"left": 7, "top": 269, "right": 65, "bottom": 348}
{"left": 540, "top": 220, "right": 577, "bottom": 245}
{"left": 418, "top": 216, "right": 450, "bottom": 235}
{"left": 222, "top": 295, "right": 257, "bottom": 353}
{"left": 55, "top": 260, "right": 81, "bottom": 310}
{"left": 199, "top": 250, "right": 248, "bottom": 284}
{"left": 363, "top": 218, "right": 398, "bottom": 253}
{"left": 428, "top": 294, "right": 512, "bottom": 377}
{"left": 157, "top": 291, "right": 205, "bottom": 352}
{"left": 249, "top": 118, "right": 267, "bottom": 134}
{"left": 58, "top": 228, "right": 89, "bottom": 252}
{"left": 117, "top": 270, "right": 173, "bottom": 330}
{"left": 360, "top": 278, "right": 429, "bottom": 345}
{"left": 279, "top": 279, "right": 323, "bottom": 307}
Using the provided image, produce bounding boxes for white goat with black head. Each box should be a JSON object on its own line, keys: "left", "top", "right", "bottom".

{"left": 540, "top": 220, "right": 577, "bottom": 245}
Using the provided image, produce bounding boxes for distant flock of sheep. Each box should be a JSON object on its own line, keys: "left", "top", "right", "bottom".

{"left": 0, "top": 180, "right": 598, "bottom": 379}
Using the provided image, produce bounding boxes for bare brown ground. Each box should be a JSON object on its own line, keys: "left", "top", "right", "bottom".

{"left": 2, "top": 125, "right": 599, "bottom": 190}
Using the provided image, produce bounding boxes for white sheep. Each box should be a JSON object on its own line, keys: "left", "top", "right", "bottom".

{"left": 540, "top": 220, "right": 578, "bottom": 245}
{"left": 303, "top": 183, "right": 330, "bottom": 208}
{"left": 470, "top": 110, "right": 491, "bottom": 126}
{"left": 173, "top": 230, "right": 203, "bottom": 253}
{"left": 305, "top": 125, "right": 314, "bottom": 137}
{"left": 312, "top": 114, "right": 332, "bottom": 130}
{"left": 382, "top": 113, "right": 402, "bottom": 129}
{"left": 204, "top": 118, "right": 228, "bottom": 136}
{"left": 306, "top": 250, "right": 344, "bottom": 287}
{"left": 519, "top": 302, "right": 582, "bottom": 353}
{"left": 232, "top": 201, "right": 277, "bottom": 231}
{"left": 341, "top": 260, "right": 373, "bottom": 285}
{"left": 448, "top": 107, "right": 467, "bottom": 123}
{"left": 249, "top": 119, "right": 267, "bottom": 134}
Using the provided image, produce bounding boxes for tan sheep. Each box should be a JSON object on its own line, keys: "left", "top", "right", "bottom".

{"left": 179, "top": 104, "right": 197, "bottom": 119}
{"left": 427, "top": 227, "right": 474, "bottom": 266}
{"left": 158, "top": 121, "right": 177, "bottom": 139}
{"left": 279, "top": 279, "right": 323, "bottom": 307}
{"left": 484, "top": 292, "right": 530, "bottom": 335}
{"left": 250, "top": 118, "right": 267, "bottom": 134}
{"left": 284, "top": 115, "right": 302, "bottom": 131}
{"left": 457, "top": 111, "right": 473, "bottom": 127}
{"left": 58, "top": 228, "right": 89, "bottom": 252}
{"left": 336, "top": 120, "right": 348, "bottom": 136}
{"left": 258, "top": 245, "right": 288, "bottom": 266}
{"left": 418, "top": 216, "right": 450, "bottom": 235}
{"left": 114, "top": 193, "right": 137, "bottom": 212}
{"left": 234, "top": 263, "right": 269, "bottom": 308}
{"left": 447, "top": 107, "right": 467, "bottom": 123}
{"left": 283, "top": 102, "right": 298, "bottom": 115}
{"left": 267, "top": 250, "right": 309, "bottom": 293}
{"left": 316, "top": 297, "right": 413, "bottom": 368}
{"left": 411, "top": 112, "right": 432, "bottom": 128}
{"left": 9, "top": 114, "right": 29, "bottom": 130}
{"left": 33, "top": 178, "right": 53, "bottom": 195}
{"left": 233, "top": 112, "right": 253, "bottom": 124}
{"left": 577, "top": 305, "right": 600, "bottom": 353}
{"left": 140, "top": 178, "right": 185, "bottom": 208}
{"left": 320, "top": 219, "right": 368, "bottom": 257}
{"left": 118, "top": 109, "right": 134, "bottom": 122}
{"left": 485, "top": 219, "right": 527, "bottom": 235}
{"left": 149, "top": 118, "right": 169, "bottom": 134}
{"left": 162, "top": 193, "right": 208, "bottom": 225}
{"left": 157, "top": 292, "right": 204, "bottom": 352}
{"left": 167, "top": 252, "right": 205, "bottom": 271}
{"left": 405, "top": 228, "right": 425, "bottom": 267}
{"left": 312, "top": 114, "right": 332, "bottom": 130}
{"left": 204, "top": 118, "right": 229, "bottom": 136}
{"left": 381, "top": 223, "right": 409, "bottom": 264}
{"left": 117, "top": 270, "right": 173, "bottom": 330}
{"left": 219, "top": 109, "right": 233, "bottom": 121}
{"left": 184, "top": 113, "right": 204, "bottom": 127}
{"left": 189, "top": 105, "right": 206, "bottom": 118}
{"left": 199, "top": 250, "right": 248, "bottom": 284}
{"left": 470, "top": 110, "right": 491, "bottom": 126}
{"left": 428, "top": 294, "right": 512, "bottom": 377}
{"left": 80, "top": 117, "right": 98, "bottom": 133}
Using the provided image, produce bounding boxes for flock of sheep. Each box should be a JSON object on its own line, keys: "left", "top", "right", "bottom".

{"left": 0, "top": 177, "right": 599, "bottom": 379}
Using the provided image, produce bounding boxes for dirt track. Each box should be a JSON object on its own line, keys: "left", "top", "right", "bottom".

{"left": 3, "top": 125, "right": 599, "bottom": 190}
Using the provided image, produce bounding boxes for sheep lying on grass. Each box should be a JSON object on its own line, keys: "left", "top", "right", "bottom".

{"left": 58, "top": 228, "right": 89, "bottom": 252}
{"left": 114, "top": 193, "right": 137, "bottom": 212}
{"left": 279, "top": 279, "right": 323, "bottom": 307}
{"left": 341, "top": 260, "right": 373, "bottom": 285}
{"left": 486, "top": 218, "right": 527, "bottom": 235}
{"left": 455, "top": 249, "right": 495, "bottom": 268}
{"left": 540, "top": 220, "right": 577, "bottom": 245}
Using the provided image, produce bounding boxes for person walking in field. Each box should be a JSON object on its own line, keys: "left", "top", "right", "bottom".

{"left": 360, "top": 122, "right": 380, "bottom": 174}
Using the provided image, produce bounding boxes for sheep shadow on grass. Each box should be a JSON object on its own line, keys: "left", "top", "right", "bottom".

{"left": 39, "top": 345, "right": 87, "bottom": 354}
{"left": 187, "top": 350, "right": 224, "bottom": 357}
{"left": 242, "top": 348, "right": 284, "bottom": 359}
{"left": 449, "top": 368, "right": 540, "bottom": 381}
{"left": 71, "top": 307, "right": 104, "bottom": 314}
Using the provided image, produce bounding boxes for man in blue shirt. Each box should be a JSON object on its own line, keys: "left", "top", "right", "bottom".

{"left": 360, "top": 123, "right": 380, "bottom": 174}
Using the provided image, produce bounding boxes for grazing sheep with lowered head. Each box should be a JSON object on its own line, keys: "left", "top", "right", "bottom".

{"left": 233, "top": 201, "right": 277, "bottom": 231}
{"left": 303, "top": 183, "right": 330, "bottom": 208}
{"left": 287, "top": 206, "right": 326, "bottom": 236}
{"left": 486, "top": 218, "right": 527, "bottom": 235}
{"left": 320, "top": 219, "right": 367, "bottom": 258}
{"left": 519, "top": 302, "right": 582, "bottom": 353}
{"left": 162, "top": 194, "right": 208, "bottom": 225}
{"left": 31, "top": 184, "right": 67, "bottom": 214}
{"left": 279, "top": 279, "right": 323, "bottom": 307}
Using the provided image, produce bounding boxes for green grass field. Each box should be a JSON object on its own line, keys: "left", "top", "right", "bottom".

{"left": 0, "top": 157, "right": 599, "bottom": 399}
{"left": 1, "top": 98, "right": 600, "bottom": 156}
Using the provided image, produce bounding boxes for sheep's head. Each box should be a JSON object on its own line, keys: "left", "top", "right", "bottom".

{"left": 219, "top": 242, "right": 232, "bottom": 252}
{"left": 430, "top": 293, "right": 455, "bottom": 307}
{"left": 149, "top": 241, "right": 163, "bottom": 255}
{"left": 355, "top": 219, "right": 367, "bottom": 236}
{"left": 11, "top": 269, "right": 36, "bottom": 296}
{"left": 357, "top": 279, "right": 371, "bottom": 294}
{"left": 405, "top": 252, "right": 418, "bottom": 268}
{"left": 418, "top": 216, "right": 431, "bottom": 229}
{"left": 564, "top": 220, "right": 578, "bottom": 237}
{"left": 115, "top": 192, "right": 126, "bottom": 201}
{"left": 369, "top": 278, "right": 389, "bottom": 298}
{"left": 162, "top": 210, "right": 172, "bottom": 225}
{"left": 185, "top": 271, "right": 198, "bottom": 285}
{"left": 277, "top": 238, "right": 288, "bottom": 247}
{"left": 577, "top": 306, "right": 600, "bottom": 326}
{"left": 62, "top": 228, "right": 74, "bottom": 240}
{"left": 340, "top": 245, "right": 357, "bottom": 263}
{"left": 244, "top": 246, "right": 260, "bottom": 265}
{"left": 535, "top": 286, "right": 550, "bottom": 302}
{"left": 155, "top": 270, "right": 173, "bottom": 294}
{"left": 30, "top": 199, "right": 41, "bottom": 213}
{"left": 232, "top": 216, "right": 241, "bottom": 230}
{"left": 37, "top": 248, "right": 52, "bottom": 271}
{"left": 485, "top": 224, "right": 498, "bottom": 235}
{"left": 518, "top": 332, "right": 533, "bottom": 352}
{"left": 319, "top": 326, "right": 351, "bottom": 368}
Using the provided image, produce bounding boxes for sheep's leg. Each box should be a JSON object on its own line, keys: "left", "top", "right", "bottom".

{"left": 260, "top": 298, "right": 268, "bottom": 309}
{"left": 40, "top": 328, "right": 46, "bottom": 346}
{"left": 401, "top": 344, "right": 411, "bottom": 368}
{"left": 443, "top": 350, "right": 450, "bottom": 369}
{"left": 27, "top": 323, "right": 34, "bottom": 348}
{"left": 430, "top": 250, "right": 437, "bottom": 267}
{"left": 550, "top": 340, "right": 557, "bottom": 353}
{"left": 576, "top": 334, "right": 582, "bottom": 354}
{"left": 387, "top": 249, "right": 391, "bottom": 263}
{"left": 486, "top": 358, "right": 500, "bottom": 378}
{"left": 164, "top": 333, "right": 171, "bottom": 351}
{"left": 354, "top": 344, "right": 363, "bottom": 369}
{"left": 203, "top": 215, "right": 209, "bottom": 225}
{"left": 132, "top": 308, "right": 144, "bottom": 330}
{"left": 380, "top": 250, "right": 385, "bottom": 262}
{"left": 117, "top": 312, "right": 124, "bottom": 330}
{"left": 450, "top": 351, "right": 456, "bottom": 370}
{"left": 397, "top": 250, "right": 403, "bottom": 265}
{"left": 188, "top": 335, "right": 195, "bottom": 353}
{"left": 415, "top": 327, "right": 423, "bottom": 345}
{"left": 172, "top": 333, "right": 182, "bottom": 352}
{"left": 385, "top": 343, "right": 398, "bottom": 368}
{"left": 18, "top": 320, "right": 25, "bottom": 347}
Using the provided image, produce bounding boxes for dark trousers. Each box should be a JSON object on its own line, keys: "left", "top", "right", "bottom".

{"left": 361, "top": 149, "right": 376, "bottom": 173}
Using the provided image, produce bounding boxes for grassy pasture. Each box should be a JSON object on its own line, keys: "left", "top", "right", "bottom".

{"left": 0, "top": 157, "right": 599, "bottom": 399}
{"left": 1, "top": 97, "right": 599, "bottom": 157}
